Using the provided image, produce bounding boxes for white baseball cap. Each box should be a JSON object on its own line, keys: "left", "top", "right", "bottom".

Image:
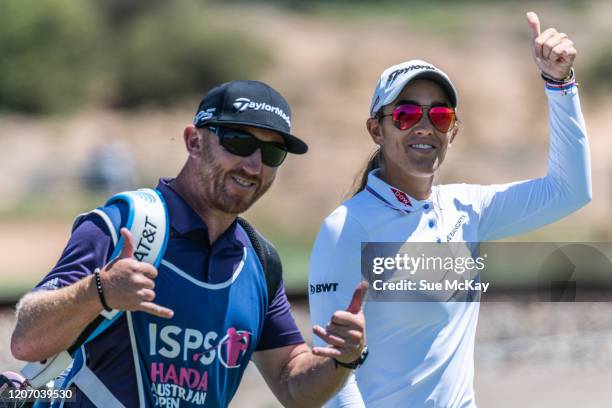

{"left": 369, "top": 59, "right": 458, "bottom": 117}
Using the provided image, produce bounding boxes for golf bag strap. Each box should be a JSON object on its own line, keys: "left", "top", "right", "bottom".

{"left": 236, "top": 217, "right": 282, "bottom": 303}
{"left": 71, "top": 365, "right": 125, "bottom": 408}
{"left": 20, "top": 351, "right": 73, "bottom": 389}
{"left": 20, "top": 188, "right": 169, "bottom": 393}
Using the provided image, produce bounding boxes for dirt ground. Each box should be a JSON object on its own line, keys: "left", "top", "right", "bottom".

{"left": 2, "top": 301, "right": 612, "bottom": 407}
{"left": 233, "top": 301, "right": 612, "bottom": 408}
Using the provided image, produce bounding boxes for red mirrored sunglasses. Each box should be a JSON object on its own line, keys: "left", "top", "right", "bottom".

{"left": 378, "top": 103, "right": 457, "bottom": 133}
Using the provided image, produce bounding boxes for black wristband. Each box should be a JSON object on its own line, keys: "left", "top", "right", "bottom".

{"left": 333, "top": 346, "right": 369, "bottom": 370}
{"left": 94, "top": 267, "right": 112, "bottom": 312}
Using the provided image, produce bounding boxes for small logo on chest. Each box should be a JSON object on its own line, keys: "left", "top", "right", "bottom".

{"left": 390, "top": 188, "right": 412, "bottom": 207}
{"left": 446, "top": 215, "right": 467, "bottom": 242}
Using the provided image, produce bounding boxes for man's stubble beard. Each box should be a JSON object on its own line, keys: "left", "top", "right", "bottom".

{"left": 197, "top": 147, "right": 274, "bottom": 215}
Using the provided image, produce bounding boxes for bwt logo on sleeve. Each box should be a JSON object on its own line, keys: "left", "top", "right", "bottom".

{"left": 310, "top": 282, "right": 339, "bottom": 294}
{"left": 232, "top": 97, "right": 291, "bottom": 127}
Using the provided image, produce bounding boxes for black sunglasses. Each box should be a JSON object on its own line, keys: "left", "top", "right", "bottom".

{"left": 207, "top": 126, "right": 288, "bottom": 167}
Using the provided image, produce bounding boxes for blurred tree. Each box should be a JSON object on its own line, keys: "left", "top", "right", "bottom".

{"left": 108, "top": 0, "right": 271, "bottom": 108}
{"left": 0, "top": 0, "right": 270, "bottom": 113}
{"left": 583, "top": 43, "right": 612, "bottom": 95}
{"left": 0, "top": 0, "right": 101, "bottom": 114}
{"left": 93, "top": 0, "right": 167, "bottom": 29}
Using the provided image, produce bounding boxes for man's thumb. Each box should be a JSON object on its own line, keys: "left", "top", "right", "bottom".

{"left": 346, "top": 282, "right": 368, "bottom": 314}
{"left": 118, "top": 227, "right": 135, "bottom": 259}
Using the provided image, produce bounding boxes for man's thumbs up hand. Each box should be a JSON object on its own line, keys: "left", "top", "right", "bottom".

{"left": 99, "top": 228, "right": 174, "bottom": 319}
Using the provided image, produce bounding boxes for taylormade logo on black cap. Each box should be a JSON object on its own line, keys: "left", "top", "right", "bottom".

{"left": 232, "top": 97, "right": 291, "bottom": 127}
{"left": 192, "top": 80, "right": 308, "bottom": 154}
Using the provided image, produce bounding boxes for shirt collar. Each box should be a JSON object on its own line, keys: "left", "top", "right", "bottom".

{"left": 365, "top": 169, "right": 432, "bottom": 213}
{"left": 156, "top": 178, "right": 241, "bottom": 247}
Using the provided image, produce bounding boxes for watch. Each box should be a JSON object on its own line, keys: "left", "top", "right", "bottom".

{"left": 334, "top": 346, "right": 369, "bottom": 369}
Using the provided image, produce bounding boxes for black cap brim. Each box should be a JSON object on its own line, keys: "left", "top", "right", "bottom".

{"left": 205, "top": 119, "right": 308, "bottom": 154}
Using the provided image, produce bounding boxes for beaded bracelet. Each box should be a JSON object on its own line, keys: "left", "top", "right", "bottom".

{"left": 541, "top": 68, "right": 575, "bottom": 84}
{"left": 94, "top": 268, "right": 112, "bottom": 312}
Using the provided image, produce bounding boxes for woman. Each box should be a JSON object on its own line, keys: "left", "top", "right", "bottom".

{"left": 308, "top": 12, "right": 591, "bottom": 407}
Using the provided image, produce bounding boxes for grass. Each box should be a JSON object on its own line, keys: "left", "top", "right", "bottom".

{"left": 0, "top": 187, "right": 315, "bottom": 299}
{"left": 0, "top": 191, "right": 111, "bottom": 222}
{"left": 273, "top": 242, "right": 311, "bottom": 294}
{"left": 0, "top": 252, "right": 310, "bottom": 303}
{"left": 0, "top": 283, "right": 30, "bottom": 305}
{"left": 312, "top": 1, "right": 472, "bottom": 39}
{"left": 0, "top": 168, "right": 598, "bottom": 299}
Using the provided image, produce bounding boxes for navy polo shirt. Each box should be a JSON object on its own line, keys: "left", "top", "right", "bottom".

{"left": 33, "top": 178, "right": 304, "bottom": 406}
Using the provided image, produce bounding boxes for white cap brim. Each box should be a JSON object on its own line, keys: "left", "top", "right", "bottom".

{"left": 370, "top": 60, "right": 458, "bottom": 116}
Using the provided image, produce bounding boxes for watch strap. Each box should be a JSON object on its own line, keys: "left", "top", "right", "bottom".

{"left": 333, "top": 346, "right": 369, "bottom": 369}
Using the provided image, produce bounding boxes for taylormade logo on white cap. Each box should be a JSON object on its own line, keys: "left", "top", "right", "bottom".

{"left": 385, "top": 64, "right": 436, "bottom": 87}
{"left": 232, "top": 97, "right": 291, "bottom": 127}
{"left": 370, "top": 59, "right": 458, "bottom": 116}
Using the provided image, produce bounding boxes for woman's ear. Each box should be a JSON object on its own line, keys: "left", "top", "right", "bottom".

{"left": 367, "top": 117, "right": 384, "bottom": 146}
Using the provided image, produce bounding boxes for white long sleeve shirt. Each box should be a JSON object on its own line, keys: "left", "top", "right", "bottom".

{"left": 308, "top": 84, "right": 591, "bottom": 408}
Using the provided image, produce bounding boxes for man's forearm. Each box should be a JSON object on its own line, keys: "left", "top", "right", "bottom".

{"left": 283, "top": 347, "right": 352, "bottom": 408}
{"left": 11, "top": 276, "right": 103, "bottom": 362}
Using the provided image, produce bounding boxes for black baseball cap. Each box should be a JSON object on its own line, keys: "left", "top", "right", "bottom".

{"left": 193, "top": 80, "right": 308, "bottom": 154}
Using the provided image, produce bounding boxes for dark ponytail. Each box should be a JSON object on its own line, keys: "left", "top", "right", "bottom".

{"left": 349, "top": 148, "right": 382, "bottom": 197}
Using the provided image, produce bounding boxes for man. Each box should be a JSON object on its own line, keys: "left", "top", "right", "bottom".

{"left": 10, "top": 80, "right": 367, "bottom": 407}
